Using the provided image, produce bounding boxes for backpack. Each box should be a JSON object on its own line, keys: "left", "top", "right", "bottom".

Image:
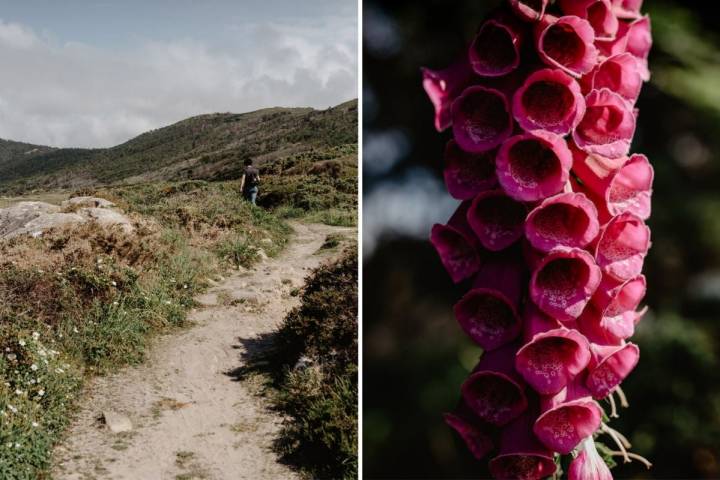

{"left": 246, "top": 166, "right": 259, "bottom": 188}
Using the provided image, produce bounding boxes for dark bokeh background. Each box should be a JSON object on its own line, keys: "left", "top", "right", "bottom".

{"left": 363, "top": 1, "right": 720, "bottom": 478}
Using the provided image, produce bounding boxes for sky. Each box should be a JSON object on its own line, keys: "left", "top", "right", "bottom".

{"left": 0, "top": 0, "right": 357, "bottom": 148}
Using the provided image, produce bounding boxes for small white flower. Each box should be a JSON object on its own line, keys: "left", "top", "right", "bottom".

{"left": 32, "top": 331, "right": 40, "bottom": 340}
{"left": 111, "top": 281, "right": 117, "bottom": 286}
{"left": 165, "top": 300, "right": 172, "bottom": 305}
{"left": 113, "top": 301, "right": 119, "bottom": 305}
{"left": 38, "top": 349, "right": 47, "bottom": 357}
{"left": 7, "top": 353, "right": 16, "bottom": 361}
{"left": 32, "top": 421, "right": 39, "bottom": 427}
{"left": 73, "top": 327, "right": 79, "bottom": 334}
{"left": 56, "top": 368, "right": 65, "bottom": 374}
{"left": 37, "top": 389, "right": 45, "bottom": 397}
{"left": 6, "top": 442, "right": 12, "bottom": 448}
{"left": 15, "top": 443, "right": 20, "bottom": 449}
{"left": 29, "top": 379, "right": 36, "bottom": 384}
{"left": 183, "top": 284, "right": 188, "bottom": 289}
{"left": 8, "top": 405, "right": 17, "bottom": 413}
{"left": 18, "top": 340, "right": 26, "bottom": 347}
{"left": 30, "top": 364, "right": 38, "bottom": 371}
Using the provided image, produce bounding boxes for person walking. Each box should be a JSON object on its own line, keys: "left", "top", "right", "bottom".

{"left": 239, "top": 158, "right": 260, "bottom": 205}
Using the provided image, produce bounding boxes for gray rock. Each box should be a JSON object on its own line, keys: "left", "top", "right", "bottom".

{"left": 8, "top": 212, "right": 85, "bottom": 239}
{"left": 80, "top": 207, "right": 133, "bottom": 233}
{"left": 102, "top": 411, "right": 132, "bottom": 433}
{"left": 0, "top": 201, "right": 60, "bottom": 237}
{"left": 62, "top": 196, "right": 116, "bottom": 209}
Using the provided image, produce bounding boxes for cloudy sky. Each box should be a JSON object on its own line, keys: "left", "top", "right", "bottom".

{"left": 0, "top": 0, "right": 357, "bottom": 148}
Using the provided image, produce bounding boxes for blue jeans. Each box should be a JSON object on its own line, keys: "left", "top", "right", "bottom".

{"left": 243, "top": 187, "right": 258, "bottom": 205}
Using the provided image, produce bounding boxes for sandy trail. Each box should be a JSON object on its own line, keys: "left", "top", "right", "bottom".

{"left": 52, "top": 222, "right": 352, "bottom": 480}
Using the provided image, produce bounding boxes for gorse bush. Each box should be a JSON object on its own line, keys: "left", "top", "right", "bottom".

{"left": 271, "top": 249, "right": 358, "bottom": 480}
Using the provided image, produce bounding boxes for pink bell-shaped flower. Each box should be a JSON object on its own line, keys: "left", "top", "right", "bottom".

{"left": 585, "top": 342, "right": 640, "bottom": 399}
{"left": 454, "top": 254, "right": 526, "bottom": 350}
{"left": 421, "top": 59, "right": 476, "bottom": 132}
{"left": 537, "top": 15, "right": 598, "bottom": 77}
{"left": 452, "top": 86, "right": 514, "bottom": 153}
{"left": 430, "top": 202, "right": 483, "bottom": 283}
{"left": 525, "top": 192, "right": 600, "bottom": 253}
{"left": 533, "top": 379, "right": 602, "bottom": 454}
{"left": 467, "top": 189, "right": 527, "bottom": 251}
{"left": 462, "top": 343, "right": 529, "bottom": 426}
{"left": 595, "top": 212, "right": 651, "bottom": 282}
{"left": 443, "top": 402, "right": 495, "bottom": 460}
{"left": 573, "top": 88, "right": 636, "bottom": 159}
{"left": 469, "top": 16, "right": 524, "bottom": 77}
{"left": 489, "top": 410, "right": 557, "bottom": 480}
{"left": 590, "top": 53, "right": 644, "bottom": 103}
{"left": 512, "top": 68, "right": 586, "bottom": 135}
{"left": 516, "top": 304, "right": 592, "bottom": 395}
{"left": 443, "top": 139, "right": 498, "bottom": 200}
{"left": 558, "top": 0, "right": 618, "bottom": 41}
{"left": 496, "top": 130, "right": 573, "bottom": 202}
{"left": 569, "top": 437, "right": 613, "bottom": 480}
{"left": 530, "top": 247, "right": 602, "bottom": 322}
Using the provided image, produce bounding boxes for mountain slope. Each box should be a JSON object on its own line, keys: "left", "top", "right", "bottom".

{"left": 0, "top": 99, "right": 357, "bottom": 194}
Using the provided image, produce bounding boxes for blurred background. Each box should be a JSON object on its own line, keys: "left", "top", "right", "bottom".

{"left": 362, "top": 1, "right": 720, "bottom": 478}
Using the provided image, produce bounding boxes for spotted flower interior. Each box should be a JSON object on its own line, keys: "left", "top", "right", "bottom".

{"left": 425, "top": 1, "right": 652, "bottom": 477}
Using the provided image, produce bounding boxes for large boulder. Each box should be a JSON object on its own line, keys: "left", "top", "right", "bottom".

{"left": 0, "top": 199, "right": 134, "bottom": 240}
{"left": 0, "top": 202, "right": 60, "bottom": 237}
{"left": 62, "top": 196, "right": 116, "bottom": 209}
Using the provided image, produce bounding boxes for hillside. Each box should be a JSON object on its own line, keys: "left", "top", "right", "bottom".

{"left": 0, "top": 99, "right": 357, "bottom": 194}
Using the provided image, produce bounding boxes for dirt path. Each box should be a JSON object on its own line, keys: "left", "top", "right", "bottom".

{"left": 52, "top": 222, "right": 353, "bottom": 480}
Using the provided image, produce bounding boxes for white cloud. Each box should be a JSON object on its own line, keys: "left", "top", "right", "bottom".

{"left": 0, "top": 15, "right": 356, "bottom": 148}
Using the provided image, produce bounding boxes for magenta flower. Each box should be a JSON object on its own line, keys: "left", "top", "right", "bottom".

{"left": 533, "top": 379, "right": 602, "bottom": 454}
{"left": 573, "top": 88, "right": 636, "bottom": 159}
{"left": 454, "top": 255, "right": 526, "bottom": 349}
{"left": 558, "top": 0, "right": 618, "bottom": 41}
{"left": 452, "top": 86, "right": 514, "bottom": 153}
{"left": 427, "top": 1, "right": 653, "bottom": 473}
{"left": 469, "top": 16, "right": 524, "bottom": 77}
{"left": 595, "top": 212, "right": 651, "bottom": 281}
{"left": 422, "top": 59, "right": 476, "bottom": 132}
{"left": 509, "top": 0, "right": 549, "bottom": 22}
{"left": 443, "top": 409, "right": 495, "bottom": 460}
{"left": 496, "top": 130, "right": 573, "bottom": 202}
{"left": 611, "top": 0, "right": 643, "bottom": 19}
{"left": 512, "top": 68, "right": 586, "bottom": 135}
{"left": 569, "top": 437, "right": 613, "bottom": 480}
{"left": 462, "top": 344, "right": 528, "bottom": 426}
{"left": 525, "top": 192, "right": 600, "bottom": 252}
{"left": 515, "top": 320, "right": 591, "bottom": 395}
{"left": 590, "top": 53, "right": 644, "bottom": 103}
{"left": 586, "top": 342, "right": 640, "bottom": 399}
{"left": 467, "top": 189, "right": 527, "bottom": 251}
{"left": 444, "top": 140, "right": 498, "bottom": 200}
{"left": 537, "top": 15, "right": 598, "bottom": 77}
{"left": 489, "top": 410, "right": 557, "bottom": 480}
{"left": 430, "top": 202, "right": 482, "bottom": 283}
{"left": 530, "top": 247, "right": 602, "bottom": 322}
{"left": 573, "top": 149, "right": 654, "bottom": 221}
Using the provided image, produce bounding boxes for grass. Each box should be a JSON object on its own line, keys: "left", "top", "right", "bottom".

{"left": 0, "top": 179, "right": 295, "bottom": 478}
{"left": 244, "top": 249, "right": 358, "bottom": 480}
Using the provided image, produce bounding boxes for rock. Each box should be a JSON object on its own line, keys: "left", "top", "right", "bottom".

{"left": 102, "top": 411, "right": 132, "bottom": 433}
{"left": 62, "top": 196, "right": 115, "bottom": 209}
{"left": 0, "top": 201, "right": 60, "bottom": 237}
{"left": 8, "top": 213, "right": 85, "bottom": 239}
{"left": 0, "top": 199, "right": 134, "bottom": 239}
{"left": 81, "top": 207, "right": 133, "bottom": 233}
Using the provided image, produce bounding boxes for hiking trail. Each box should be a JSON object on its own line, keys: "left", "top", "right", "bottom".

{"left": 51, "top": 222, "right": 353, "bottom": 480}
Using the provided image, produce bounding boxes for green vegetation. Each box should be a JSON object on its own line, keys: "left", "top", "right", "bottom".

{"left": 0, "top": 183, "right": 293, "bottom": 478}
{"left": 0, "top": 100, "right": 357, "bottom": 194}
{"left": 246, "top": 249, "right": 358, "bottom": 479}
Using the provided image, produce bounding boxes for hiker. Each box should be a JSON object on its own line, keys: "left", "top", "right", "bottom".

{"left": 239, "top": 158, "right": 260, "bottom": 205}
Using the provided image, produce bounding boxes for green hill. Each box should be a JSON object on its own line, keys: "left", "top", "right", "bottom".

{"left": 0, "top": 99, "right": 357, "bottom": 194}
